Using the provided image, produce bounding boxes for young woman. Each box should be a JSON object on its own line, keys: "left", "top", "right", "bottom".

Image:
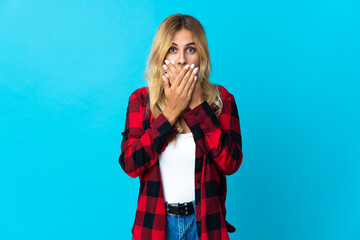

{"left": 119, "top": 14, "right": 243, "bottom": 240}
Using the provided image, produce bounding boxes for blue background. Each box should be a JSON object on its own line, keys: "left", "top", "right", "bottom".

{"left": 1, "top": 0, "right": 359, "bottom": 239}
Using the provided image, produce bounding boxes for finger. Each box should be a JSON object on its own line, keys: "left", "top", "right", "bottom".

{"left": 172, "top": 64, "right": 190, "bottom": 88}
{"left": 183, "top": 73, "right": 194, "bottom": 95}
{"left": 163, "top": 62, "right": 176, "bottom": 78}
{"left": 162, "top": 75, "right": 170, "bottom": 90}
{"left": 165, "top": 70, "right": 175, "bottom": 85}
{"left": 188, "top": 75, "right": 198, "bottom": 97}
{"left": 179, "top": 64, "right": 195, "bottom": 90}
{"left": 179, "top": 64, "right": 199, "bottom": 88}
{"left": 183, "top": 65, "right": 198, "bottom": 93}
{"left": 171, "top": 60, "right": 182, "bottom": 74}
{"left": 165, "top": 73, "right": 171, "bottom": 85}
{"left": 163, "top": 63, "right": 175, "bottom": 84}
{"left": 184, "top": 67, "right": 198, "bottom": 95}
{"left": 166, "top": 59, "right": 180, "bottom": 75}
{"left": 164, "top": 59, "right": 179, "bottom": 78}
{"left": 165, "top": 59, "right": 181, "bottom": 84}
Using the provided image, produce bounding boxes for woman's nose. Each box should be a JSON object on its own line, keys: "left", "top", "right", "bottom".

{"left": 177, "top": 51, "right": 186, "bottom": 65}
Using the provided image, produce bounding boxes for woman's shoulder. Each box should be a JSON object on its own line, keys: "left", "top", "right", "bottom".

{"left": 130, "top": 86, "right": 148, "bottom": 97}
{"left": 128, "top": 86, "right": 149, "bottom": 103}
{"left": 214, "top": 84, "right": 234, "bottom": 100}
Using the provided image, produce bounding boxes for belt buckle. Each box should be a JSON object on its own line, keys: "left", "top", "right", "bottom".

{"left": 178, "top": 202, "right": 190, "bottom": 215}
{"left": 165, "top": 201, "right": 193, "bottom": 216}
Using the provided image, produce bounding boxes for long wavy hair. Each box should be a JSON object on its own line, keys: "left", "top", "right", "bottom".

{"left": 144, "top": 14, "right": 223, "bottom": 146}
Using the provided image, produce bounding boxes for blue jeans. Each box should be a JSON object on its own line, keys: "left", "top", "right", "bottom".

{"left": 132, "top": 200, "right": 198, "bottom": 240}
{"left": 165, "top": 200, "right": 198, "bottom": 240}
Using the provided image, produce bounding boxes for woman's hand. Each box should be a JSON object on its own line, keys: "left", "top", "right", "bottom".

{"left": 162, "top": 63, "right": 198, "bottom": 125}
{"left": 163, "top": 60, "right": 203, "bottom": 110}
{"left": 163, "top": 59, "right": 182, "bottom": 85}
{"left": 188, "top": 76, "right": 204, "bottom": 109}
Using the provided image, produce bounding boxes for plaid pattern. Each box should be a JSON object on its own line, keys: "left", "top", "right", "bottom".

{"left": 119, "top": 84, "right": 243, "bottom": 240}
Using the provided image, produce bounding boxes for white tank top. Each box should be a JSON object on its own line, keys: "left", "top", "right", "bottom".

{"left": 159, "top": 132, "right": 196, "bottom": 204}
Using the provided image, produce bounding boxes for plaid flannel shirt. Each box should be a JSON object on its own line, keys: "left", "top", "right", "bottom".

{"left": 119, "top": 84, "right": 243, "bottom": 240}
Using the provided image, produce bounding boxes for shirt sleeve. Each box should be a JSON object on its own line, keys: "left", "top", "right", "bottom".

{"left": 118, "top": 91, "right": 178, "bottom": 178}
{"left": 182, "top": 93, "right": 243, "bottom": 175}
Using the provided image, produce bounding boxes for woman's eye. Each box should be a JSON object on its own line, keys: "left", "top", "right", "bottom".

{"left": 187, "top": 48, "right": 196, "bottom": 53}
{"left": 168, "top": 47, "right": 196, "bottom": 53}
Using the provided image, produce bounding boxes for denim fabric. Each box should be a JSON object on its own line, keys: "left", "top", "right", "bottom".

{"left": 165, "top": 200, "right": 198, "bottom": 240}
{"left": 131, "top": 200, "right": 198, "bottom": 240}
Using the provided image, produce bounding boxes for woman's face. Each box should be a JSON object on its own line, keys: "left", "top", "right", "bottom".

{"left": 164, "top": 29, "right": 200, "bottom": 69}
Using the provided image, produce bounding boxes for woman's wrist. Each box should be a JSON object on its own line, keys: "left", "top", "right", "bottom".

{"left": 189, "top": 98, "right": 204, "bottom": 110}
{"left": 162, "top": 107, "right": 180, "bottom": 126}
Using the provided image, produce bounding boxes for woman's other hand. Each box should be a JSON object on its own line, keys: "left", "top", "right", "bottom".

{"left": 163, "top": 59, "right": 183, "bottom": 85}
{"left": 188, "top": 74, "right": 204, "bottom": 109}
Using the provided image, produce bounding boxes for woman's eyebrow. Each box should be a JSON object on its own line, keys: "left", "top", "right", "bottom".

{"left": 171, "top": 42, "right": 195, "bottom": 47}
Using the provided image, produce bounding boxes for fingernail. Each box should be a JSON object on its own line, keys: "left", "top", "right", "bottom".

{"left": 190, "top": 64, "right": 195, "bottom": 69}
{"left": 194, "top": 67, "right": 198, "bottom": 73}
{"left": 170, "top": 60, "right": 175, "bottom": 64}
{"left": 163, "top": 64, "right": 168, "bottom": 70}
{"left": 194, "top": 76, "right": 197, "bottom": 81}
{"left": 185, "top": 64, "right": 189, "bottom": 69}
{"left": 165, "top": 73, "right": 169, "bottom": 78}
{"left": 165, "top": 60, "right": 170, "bottom": 65}
{"left": 162, "top": 75, "right": 166, "bottom": 81}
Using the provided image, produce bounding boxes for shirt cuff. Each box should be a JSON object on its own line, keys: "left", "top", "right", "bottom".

{"left": 183, "top": 100, "right": 219, "bottom": 128}
{"left": 182, "top": 101, "right": 222, "bottom": 151}
{"left": 149, "top": 112, "right": 179, "bottom": 152}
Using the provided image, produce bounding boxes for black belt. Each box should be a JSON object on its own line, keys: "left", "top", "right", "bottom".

{"left": 165, "top": 201, "right": 195, "bottom": 216}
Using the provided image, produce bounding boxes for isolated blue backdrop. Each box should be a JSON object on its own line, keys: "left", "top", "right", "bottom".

{"left": 1, "top": 0, "right": 359, "bottom": 239}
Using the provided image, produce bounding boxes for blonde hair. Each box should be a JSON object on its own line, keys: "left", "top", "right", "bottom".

{"left": 144, "top": 14, "right": 223, "bottom": 146}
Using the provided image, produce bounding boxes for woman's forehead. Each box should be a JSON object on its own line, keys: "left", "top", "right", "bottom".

{"left": 172, "top": 29, "right": 194, "bottom": 45}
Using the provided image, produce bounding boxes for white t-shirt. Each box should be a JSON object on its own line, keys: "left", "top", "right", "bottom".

{"left": 159, "top": 132, "right": 196, "bottom": 204}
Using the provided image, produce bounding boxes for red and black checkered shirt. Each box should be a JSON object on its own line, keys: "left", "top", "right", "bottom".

{"left": 119, "top": 84, "right": 243, "bottom": 240}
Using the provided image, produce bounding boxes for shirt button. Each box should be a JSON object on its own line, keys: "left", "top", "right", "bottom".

{"left": 197, "top": 180, "right": 200, "bottom": 183}
{"left": 195, "top": 113, "right": 199, "bottom": 116}
{"left": 206, "top": 134, "right": 209, "bottom": 137}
